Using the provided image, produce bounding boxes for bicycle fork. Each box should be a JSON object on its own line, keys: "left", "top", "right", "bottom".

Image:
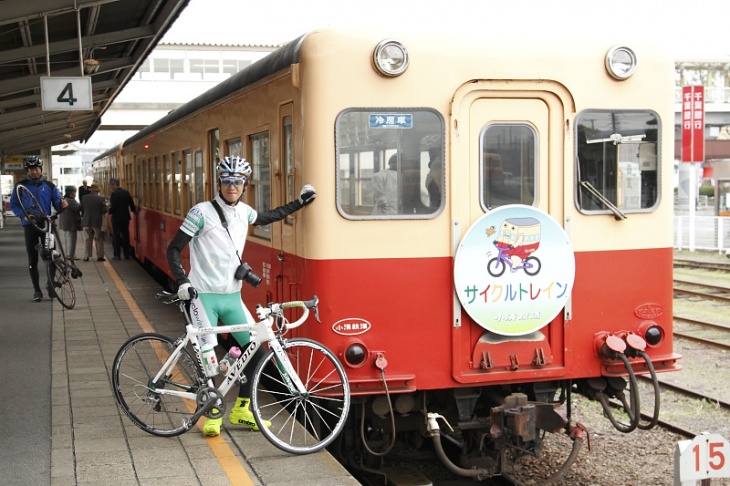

{"left": 268, "top": 338, "right": 309, "bottom": 396}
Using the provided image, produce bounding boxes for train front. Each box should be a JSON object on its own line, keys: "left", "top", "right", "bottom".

{"left": 295, "top": 26, "right": 681, "bottom": 480}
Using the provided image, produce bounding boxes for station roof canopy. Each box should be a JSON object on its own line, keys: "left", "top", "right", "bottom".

{"left": 0, "top": 0, "right": 190, "bottom": 157}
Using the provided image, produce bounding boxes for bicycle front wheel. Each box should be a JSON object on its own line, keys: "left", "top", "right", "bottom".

{"left": 251, "top": 338, "right": 351, "bottom": 454}
{"left": 14, "top": 184, "right": 48, "bottom": 233}
{"left": 112, "top": 333, "right": 205, "bottom": 437}
{"left": 46, "top": 258, "right": 76, "bottom": 309}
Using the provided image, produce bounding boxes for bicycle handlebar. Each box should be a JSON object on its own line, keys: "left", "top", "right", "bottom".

{"left": 264, "top": 295, "right": 320, "bottom": 329}
{"left": 155, "top": 291, "right": 320, "bottom": 328}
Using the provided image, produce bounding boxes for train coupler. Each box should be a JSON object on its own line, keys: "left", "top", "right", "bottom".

{"left": 489, "top": 393, "right": 567, "bottom": 442}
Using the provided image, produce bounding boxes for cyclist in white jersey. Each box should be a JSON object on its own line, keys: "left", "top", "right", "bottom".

{"left": 166, "top": 155, "right": 316, "bottom": 437}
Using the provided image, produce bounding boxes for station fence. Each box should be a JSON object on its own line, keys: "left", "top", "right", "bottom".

{"left": 674, "top": 215, "right": 730, "bottom": 254}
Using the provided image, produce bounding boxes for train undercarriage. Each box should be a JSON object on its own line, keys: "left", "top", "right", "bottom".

{"left": 333, "top": 376, "right": 654, "bottom": 485}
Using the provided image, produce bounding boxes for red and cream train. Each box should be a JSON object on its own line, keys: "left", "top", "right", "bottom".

{"left": 94, "top": 25, "right": 680, "bottom": 481}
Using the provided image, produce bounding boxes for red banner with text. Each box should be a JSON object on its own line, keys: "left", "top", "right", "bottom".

{"left": 681, "top": 85, "right": 705, "bottom": 162}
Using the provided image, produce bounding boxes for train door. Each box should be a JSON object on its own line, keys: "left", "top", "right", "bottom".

{"left": 274, "top": 104, "right": 298, "bottom": 303}
{"left": 134, "top": 158, "right": 142, "bottom": 255}
{"left": 450, "top": 80, "right": 573, "bottom": 383}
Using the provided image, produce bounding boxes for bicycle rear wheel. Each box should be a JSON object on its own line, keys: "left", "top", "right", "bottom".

{"left": 46, "top": 258, "right": 76, "bottom": 309}
{"left": 14, "top": 184, "right": 48, "bottom": 233}
{"left": 251, "top": 338, "right": 351, "bottom": 454}
{"left": 112, "top": 333, "right": 205, "bottom": 437}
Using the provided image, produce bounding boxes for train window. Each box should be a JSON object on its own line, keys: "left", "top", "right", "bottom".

{"left": 140, "top": 159, "right": 146, "bottom": 207}
{"left": 142, "top": 159, "right": 155, "bottom": 208}
{"left": 183, "top": 149, "right": 192, "bottom": 212}
{"left": 163, "top": 154, "right": 170, "bottom": 213}
{"left": 209, "top": 128, "right": 220, "bottom": 197}
{"left": 172, "top": 151, "right": 182, "bottom": 215}
{"left": 135, "top": 162, "right": 141, "bottom": 207}
{"left": 480, "top": 124, "right": 537, "bottom": 209}
{"left": 335, "top": 109, "right": 445, "bottom": 219}
{"left": 250, "top": 131, "right": 271, "bottom": 238}
{"left": 154, "top": 157, "right": 161, "bottom": 210}
{"left": 283, "top": 114, "right": 295, "bottom": 225}
{"left": 226, "top": 138, "right": 241, "bottom": 157}
{"left": 194, "top": 151, "right": 204, "bottom": 204}
{"left": 576, "top": 110, "right": 660, "bottom": 216}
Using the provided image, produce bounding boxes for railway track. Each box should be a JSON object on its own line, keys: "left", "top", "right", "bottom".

{"left": 673, "top": 279, "right": 730, "bottom": 303}
{"left": 674, "top": 258, "right": 730, "bottom": 273}
{"left": 638, "top": 374, "right": 730, "bottom": 439}
{"left": 674, "top": 315, "right": 730, "bottom": 348}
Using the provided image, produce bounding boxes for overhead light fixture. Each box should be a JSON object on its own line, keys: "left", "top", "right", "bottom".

{"left": 83, "top": 59, "right": 101, "bottom": 75}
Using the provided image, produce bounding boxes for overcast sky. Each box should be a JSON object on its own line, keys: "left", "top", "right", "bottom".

{"left": 79, "top": 0, "right": 729, "bottom": 149}
{"left": 162, "top": 0, "right": 730, "bottom": 59}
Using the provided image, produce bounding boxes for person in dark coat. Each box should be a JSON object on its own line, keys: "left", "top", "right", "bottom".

{"left": 58, "top": 185, "right": 81, "bottom": 260}
{"left": 108, "top": 178, "right": 136, "bottom": 260}
{"left": 78, "top": 180, "right": 90, "bottom": 200}
{"left": 81, "top": 183, "right": 108, "bottom": 261}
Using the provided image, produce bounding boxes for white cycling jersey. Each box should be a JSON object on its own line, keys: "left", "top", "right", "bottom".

{"left": 180, "top": 194, "right": 257, "bottom": 294}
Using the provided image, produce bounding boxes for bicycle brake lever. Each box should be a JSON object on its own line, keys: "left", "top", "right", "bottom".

{"left": 313, "top": 305, "right": 321, "bottom": 323}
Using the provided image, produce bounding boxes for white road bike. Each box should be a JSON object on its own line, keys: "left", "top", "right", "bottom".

{"left": 111, "top": 293, "right": 351, "bottom": 455}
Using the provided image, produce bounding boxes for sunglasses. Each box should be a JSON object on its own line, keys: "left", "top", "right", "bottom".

{"left": 220, "top": 177, "right": 246, "bottom": 187}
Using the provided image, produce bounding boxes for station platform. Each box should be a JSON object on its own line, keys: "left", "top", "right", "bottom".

{"left": 0, "top": 216, "right": 360, "bottom": 486}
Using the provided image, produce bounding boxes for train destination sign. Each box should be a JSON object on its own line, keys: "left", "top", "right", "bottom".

{"left": 369, "top": 113, "right": 413, "bottom": 129}
{"left": 40, "top": 76, "right": 93, "bottom": 111}
{"left": 453, "top": 205, "right": 575, "bottom": 336}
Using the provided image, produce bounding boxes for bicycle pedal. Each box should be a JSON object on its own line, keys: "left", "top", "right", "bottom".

{"left": 207, "top": 408, "right": 224, "bottom": 419}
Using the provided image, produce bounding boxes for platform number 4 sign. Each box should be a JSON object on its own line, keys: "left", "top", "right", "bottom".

{"left": 675, "top": 434, "right": 730, "bottom": 485}
{"left": 40, "top": 77, "right": 93, "bottom": 111}
{"left": 56, "top": 83, "right": 78, "bottom": 105}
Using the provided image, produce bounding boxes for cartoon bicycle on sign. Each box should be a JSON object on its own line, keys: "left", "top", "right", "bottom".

{"left": 487, "top": 217, "right": 542, "bottom": 277}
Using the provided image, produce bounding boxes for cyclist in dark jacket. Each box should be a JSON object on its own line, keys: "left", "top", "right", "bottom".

{"left": 9, "top": 156, "right": 67, "bottom": 302}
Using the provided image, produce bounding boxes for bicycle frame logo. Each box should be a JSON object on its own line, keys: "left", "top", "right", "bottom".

{"left": 454, "top": 205, "right": 575, "bottom": 336}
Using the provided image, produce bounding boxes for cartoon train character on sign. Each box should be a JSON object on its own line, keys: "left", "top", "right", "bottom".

{"left": 487, "top": 217, "right": 542, "bottom": 277}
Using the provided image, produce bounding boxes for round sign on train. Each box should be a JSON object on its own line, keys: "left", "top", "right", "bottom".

{"left": 454, "top": 205, "right": 575, "bottom": 336}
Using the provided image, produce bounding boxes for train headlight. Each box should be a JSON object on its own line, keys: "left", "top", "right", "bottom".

{"left": 644, "top": 325, "right": 663, "bottom": 346}
{"left": 344, "top": 342, "right": 368, "bottom": 367}
{"left": 605, "top": 45, "right": 637, "bottom": 80}
{"left": 638, "top": 320, "right": 663, "bottom": 346}
{"left": 372, "top": 39, "right": 409, "bottom": 77}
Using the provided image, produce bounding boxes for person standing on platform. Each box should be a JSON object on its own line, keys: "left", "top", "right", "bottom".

{"left": 108, "top": 178, "right": 136, "bottom": 260}
{"left": 78, "top": 180, "right": 90, "bottom": 201}
{"left": 166, "top": 155, "right": 316, "bottom": 437}
{"left": 58, "top": 185, "right": 81, "bottom": 260}
{"left": 81, "top": 183, "right": 108, "bottom": 262}
{"left": 8, "top": 156, "right": 67, "bottom": 301}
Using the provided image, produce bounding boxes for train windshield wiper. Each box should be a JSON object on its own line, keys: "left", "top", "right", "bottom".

{"left": 579, "top": 180, "right": 627, "bottom": 221}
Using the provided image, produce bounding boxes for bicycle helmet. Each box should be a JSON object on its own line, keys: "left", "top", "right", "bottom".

{"left": 217, "top": 156, "right": 252, "bottom": 184}
{"left": 24, "top": 155, "right": 43, "bottom": 169}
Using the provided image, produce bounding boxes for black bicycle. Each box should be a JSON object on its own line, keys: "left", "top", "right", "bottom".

{"left": 14, "top": 184, "right": 82, "bottom": 309}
